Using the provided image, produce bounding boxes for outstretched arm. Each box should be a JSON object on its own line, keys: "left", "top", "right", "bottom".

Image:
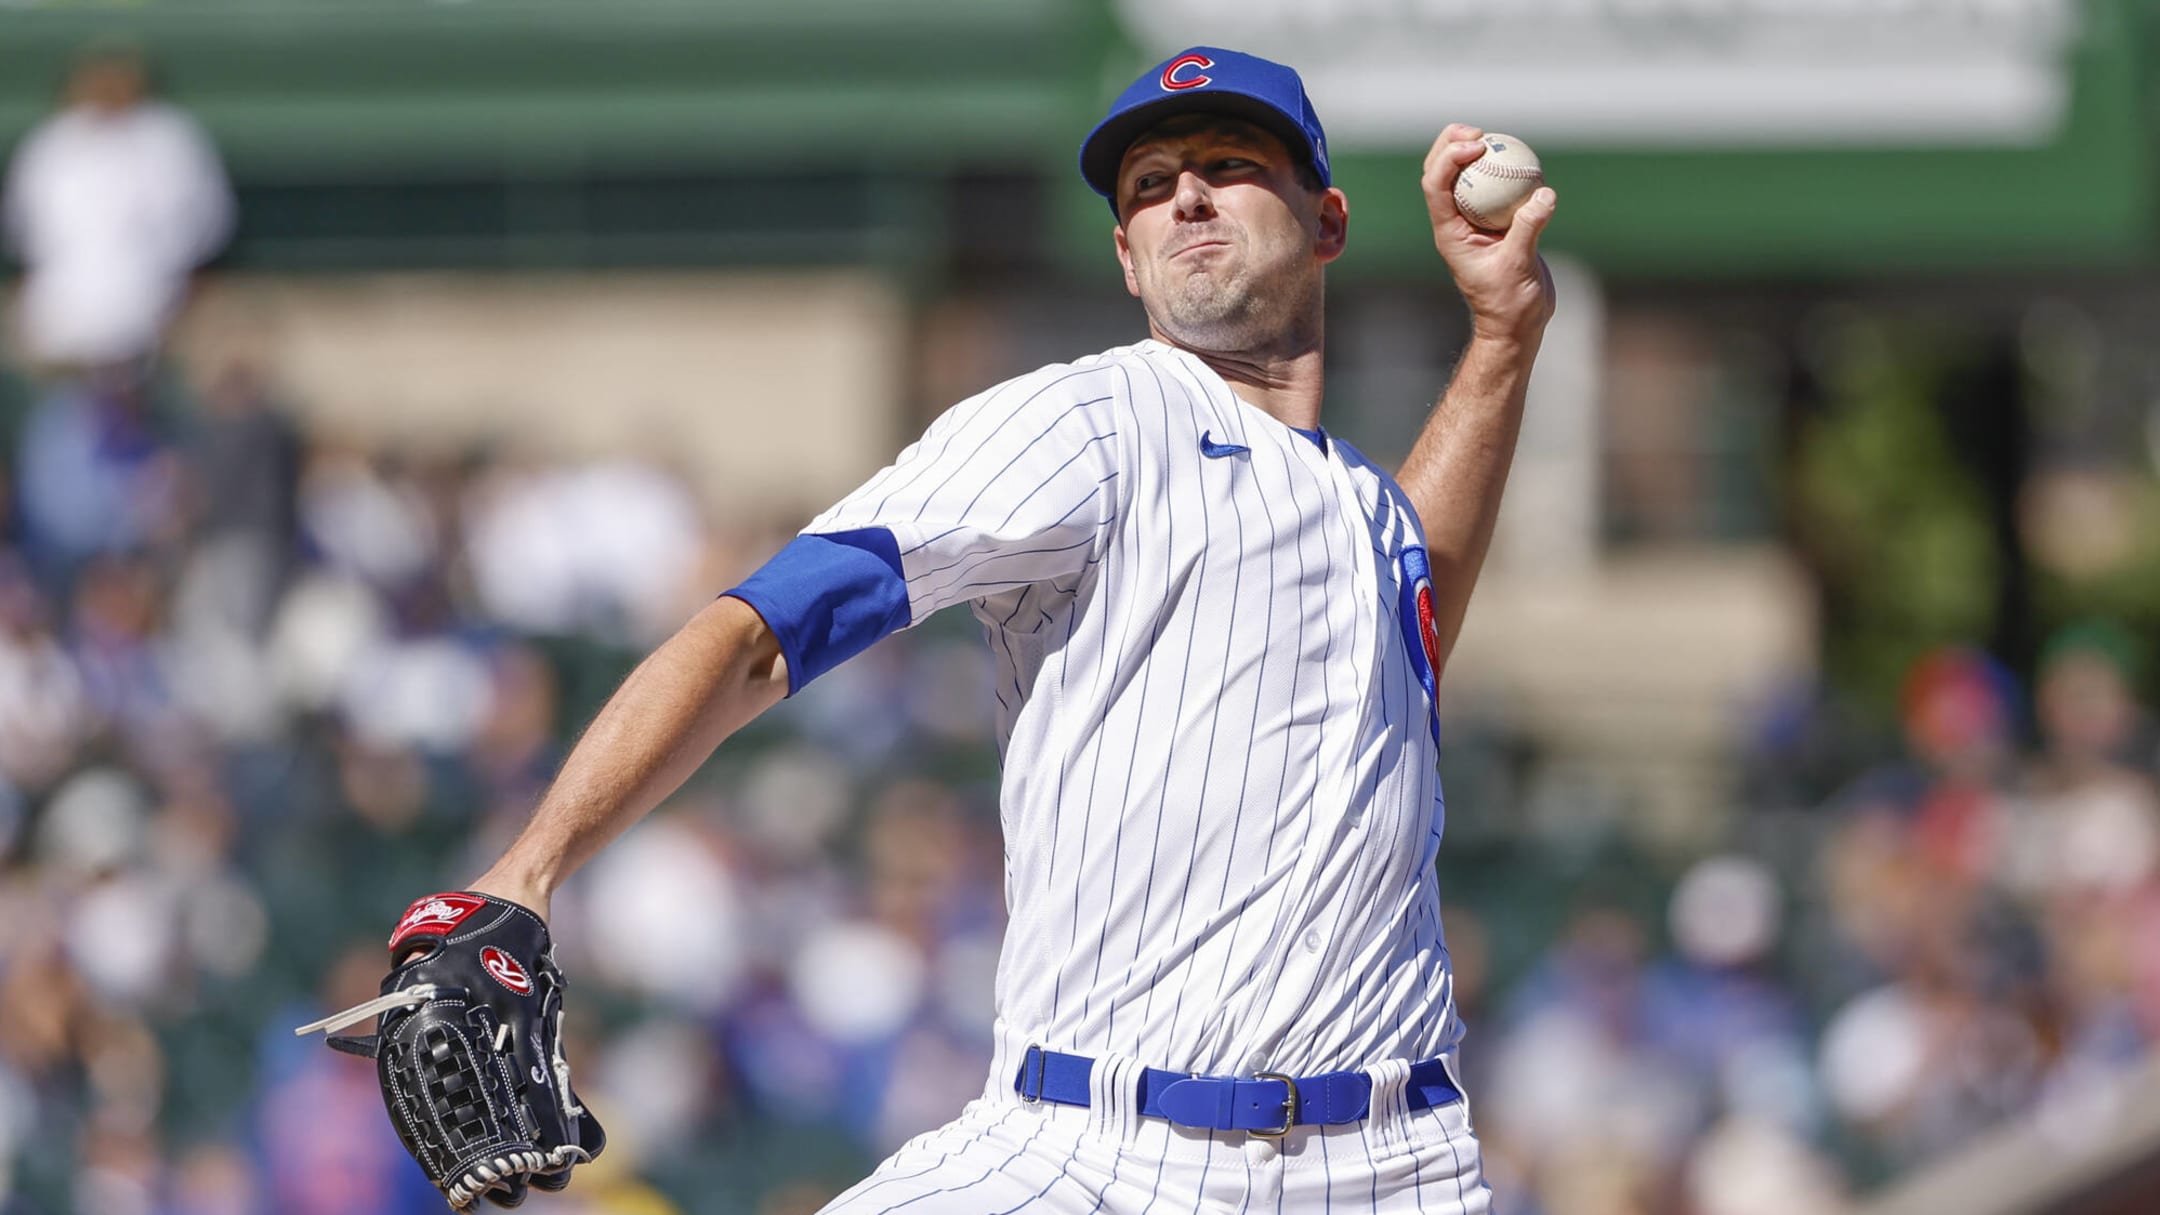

{"left": 1396, "top": 124, "right": 1559, "bottom": 681}
{"left": 467, "top": 594, "right": 788, "bottom": 917}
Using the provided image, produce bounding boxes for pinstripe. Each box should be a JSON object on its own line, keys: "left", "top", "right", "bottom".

{"left": 984, "top": 1127, "right": 1091, "bottom": 1215}
{"left": 833, "top": 1107, "right": 1021, "bottom": 1212}
{"left": 927, "top": 535, "right": 1099, "bottom": 593}
{"left": 1234, "top": 421, "right": 1348, "bottom": 1021}
{"left": 914, "top": 468, "right": 1116, "bottom": 576}
{"left": 906, "top": 398, "right": 1115, "bottom": 532}
{"left": 1168, "top": 361, "right": 1302, "bottom": 1056}
{"left": 1243, "top": 1138, "right": 1257, "bottom": 1213}
{"left": 1195, "top": 411, "right": 1280, "bottom": 1040}
{"left": 900, "top": 424, "right": 1118, "bottom": 558}
{"left": 1086, "top": 362, "right": 1177, "bottom": 1042}
{"left": 1039, "top": 596, "right": 1081, "bottom": 888}
{"left": 1354, "top": 1118, "right": 1381, "bottom": 1213}
{"left": 905, "top": 469, "right": 1117, "bottom": 602}
{"left": 870, "top": 1114, "right": 1056, "bottom": 1215}
{"left": 1335, "top": 616, "right": 1410, "bottom": 1038}
{"left": 1150, "top": 360, "right": 1250, "bottom": 1059}
{"left": 1050, "top": 361, "right": 1147, "bottom": 1027}
{"left": 867, "top": 366, "right": 1108, "bottom": 519}
{"left": 1121, "top": 360, "right": 1217, "bottom": 1056}
{"left": 1289, "top": 446, "right": 1448, "bottom": 1066}
{"left": 1289, "top": 514, "right": 1403, "bottom": 1023}
{"left": 1319, "top": 1124, "right": 1335, "bottom": 1215}
{"left": 1442, "top": 1116, "right": 1470, "bottom": 1213}
{"left": 1084, "top": 1139, "right": 1127, "bottom": 1215}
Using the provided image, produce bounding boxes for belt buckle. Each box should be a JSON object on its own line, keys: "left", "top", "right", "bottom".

{"left": 1250, "top": 1071, "right": 1299, "bottom": 1139}
{"left": 1019, "top": 1045, "right": 1047, "bottom": 1105}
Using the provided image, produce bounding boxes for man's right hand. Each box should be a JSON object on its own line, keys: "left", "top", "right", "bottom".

{"left": 1419, "top": 122, "right": 1558, "bottom": 348}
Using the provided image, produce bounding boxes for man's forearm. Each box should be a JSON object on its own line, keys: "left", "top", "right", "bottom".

{"left": 468, "top": 594, "right": 789, "bottom": 915}
{"left": 1396, "top": 331, "right": 1541, "bottom": 678}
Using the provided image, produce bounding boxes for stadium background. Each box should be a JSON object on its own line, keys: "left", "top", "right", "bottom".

{"left": 5, "top": 1, "right": 2160, "bottom": 1213}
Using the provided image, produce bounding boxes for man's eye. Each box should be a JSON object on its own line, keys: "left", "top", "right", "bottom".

{"left": 1133, "top": 174, "right": 1169, "bottom": 193}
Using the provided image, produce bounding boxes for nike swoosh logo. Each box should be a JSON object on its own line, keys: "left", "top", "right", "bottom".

{"left": 1199, "top": 431, "right": 1250, "bottom": 459}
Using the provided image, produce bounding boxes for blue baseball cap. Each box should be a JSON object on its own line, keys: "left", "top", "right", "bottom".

{"left": 1080, "top": 47, "right": 1331, "bottom": 206}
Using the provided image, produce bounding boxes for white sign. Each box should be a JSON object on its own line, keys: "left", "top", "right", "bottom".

{"left": 1113, "top": 0, "right": 2080, "bottom": 147}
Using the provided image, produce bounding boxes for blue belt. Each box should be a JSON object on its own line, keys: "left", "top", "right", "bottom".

{"left": 1012, "top": 1045, "right": 1462, "bottom": 1139}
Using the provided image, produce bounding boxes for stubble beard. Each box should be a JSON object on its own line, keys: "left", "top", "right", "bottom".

{"left": 1153, "top": 265, "right": 1262, "bottom": 350}
{"left": 1142, "top": 233, "right": 1318, "bottom": 358}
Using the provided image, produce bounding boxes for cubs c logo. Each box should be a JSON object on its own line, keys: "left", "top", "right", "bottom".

{"left": 1395, "top": 546, "right": 1443, "bottom": 745}
{"left": 1414, "top": 581, "right": 1442, "bottom": 677}
{"left": 481, "top": 947, "right": 535, "bottom": 995}
{"left": 1160, "top": 53, "right": 1213, "bottom": 91}
{"left": 388, "top": 892, "right": 487, "bottom": 951}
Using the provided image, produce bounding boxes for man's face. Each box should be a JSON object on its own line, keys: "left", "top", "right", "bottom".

{"left": 1112, "top": 115, "right": 1346, "bottom": 355}
{"left": 68, "top": 56, "right": 147, "bottom": 115}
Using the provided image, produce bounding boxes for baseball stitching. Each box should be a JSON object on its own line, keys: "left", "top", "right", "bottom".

{"left": 1455, "top": 165, "right": 1542, "bottom": 229}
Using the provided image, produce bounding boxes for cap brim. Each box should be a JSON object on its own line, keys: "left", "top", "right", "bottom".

{"left": 1080, "top": 90, "right": 1319, "bottom": 204}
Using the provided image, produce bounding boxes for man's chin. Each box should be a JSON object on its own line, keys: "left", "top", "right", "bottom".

{"left": 1151, "top": 310, "right": 1264, "bottom": 355}
{"left": 1158, "top": 286, "right": 1247, "bottom": 330}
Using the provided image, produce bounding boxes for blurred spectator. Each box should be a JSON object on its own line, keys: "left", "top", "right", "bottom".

{"left": 166, "top": 1142, "right": 265, "bottom": 1215}
{"left": 3, "top": 43, "right": 231, "bottom": 374}
{"left": 258, "top": 945, "right": 444, "bottom": 1215}
{"left": 1893, "top": 647, "right": 2020, "bottom": 884}
{"left": 297, "top": 445, "right": 438, "bottom": 595}
{"left": 2002, "top": 622, "right": 2160, "bottom": 899}
{"left": 1648, "top": 856, "right": 1818, "bottom": 1137}
{"left": 1485, "top": 905, "right": 1700, "bottom": 1214}
{"left": 462, "top": 457, "right": 708, "bottom": 645}
{"left": 0, "top": 554, "right": 88, "bottom": 790}
{"left": 69, "top": 554, "right": 198, "bottom": 776}
{"left": 15, "top": 375, "right": 181, "bottom": 579}
{"left": 180, "top": 359, "right": 303, "bottom": 638}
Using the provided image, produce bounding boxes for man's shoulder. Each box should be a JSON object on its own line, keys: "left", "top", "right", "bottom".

{"left": 1330, "top": 433, "right": 1380, "bottom": 475}
{"left": 8, "top": 114, "right": 71, "bottom": 166}
{"left": 11, "top": 105, "right": 206, "bottom": 162}
{"left": 1328, "top": 436, "right": 1427, "bottom": 538}
{"left": 124, "top": 102, "right": 212, "bottom": 140}
{"left": 959, "top": 341, "right": 1166, "bottom": 421}
{"left": 968, "top": 340, "right": 1181, "bottom": 410}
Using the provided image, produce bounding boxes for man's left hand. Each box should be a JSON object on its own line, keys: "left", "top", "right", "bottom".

{"left": 1421, "top": 124, "right": 1558, "bottom": 346}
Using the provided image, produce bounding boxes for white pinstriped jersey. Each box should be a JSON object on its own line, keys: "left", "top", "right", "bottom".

{"left": 802, "top": 338, "right": 1458, "bottom": 1087}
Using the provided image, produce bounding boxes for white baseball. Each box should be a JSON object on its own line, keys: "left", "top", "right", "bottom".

{"left": 1453, "top": 133, "right": 1543, "bottom": 231}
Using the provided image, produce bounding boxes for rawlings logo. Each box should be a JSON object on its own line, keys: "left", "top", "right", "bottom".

{"left": 1160, "top": 53, "right": 1214, "bottom": 91}
{"left": 389, "top": 892, "right": 487, "bottom": 951}
{"left": 482, "top": 947, "right": 535, "bottom": 995}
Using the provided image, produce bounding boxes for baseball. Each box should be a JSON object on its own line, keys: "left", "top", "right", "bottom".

{"left": 1453, "top": 133, "right": 1543, "bottom": 231}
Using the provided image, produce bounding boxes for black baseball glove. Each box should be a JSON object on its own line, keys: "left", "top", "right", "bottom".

{"left": 296, "top": 892, "right": 607, "bottom": 1211}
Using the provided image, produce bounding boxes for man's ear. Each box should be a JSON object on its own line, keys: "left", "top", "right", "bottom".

{"left": 1314, "top": 187, "right": 1349, "bottom": 263}
{"left": 1113, "top": 224, "right": 1141, "bottom": 297}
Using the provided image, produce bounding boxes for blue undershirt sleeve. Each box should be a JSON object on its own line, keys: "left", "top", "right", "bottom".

{"left": 721, "top": 527, "right": 910, "bottom": 697}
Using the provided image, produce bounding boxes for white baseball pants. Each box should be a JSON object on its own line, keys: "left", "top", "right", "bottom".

{"left": 817, "top": 1055, "right": 1493, "bottom": 1215}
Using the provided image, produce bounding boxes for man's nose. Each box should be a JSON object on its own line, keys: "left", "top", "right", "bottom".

{"left": 1172, "top": 171, "right": 1215, "bottom": 222}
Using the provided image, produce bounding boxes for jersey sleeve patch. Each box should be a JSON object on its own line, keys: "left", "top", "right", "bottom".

{"left": 723, "top": 528, "right": 910, "bottom": 697}
{"left": 1395, "top": 544, "right": 1443, "bottom": 747}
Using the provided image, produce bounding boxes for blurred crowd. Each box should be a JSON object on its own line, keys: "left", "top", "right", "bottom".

{"left": 0, "top": 343, "right": 2155, "bottom": 1215}
{"left": 1451, "top": 631, "right": 2160, "bottom": 1215}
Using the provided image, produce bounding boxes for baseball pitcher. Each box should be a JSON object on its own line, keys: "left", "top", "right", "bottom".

{"left": 302, "top": 46, "right": 1557, "bottom": 1214}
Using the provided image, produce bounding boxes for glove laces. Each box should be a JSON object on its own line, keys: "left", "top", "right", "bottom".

{"left": 291, "top": 985, "right": 442, "bottom": 1037}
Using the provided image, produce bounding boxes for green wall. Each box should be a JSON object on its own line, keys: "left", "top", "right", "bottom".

{"left": 2, "top": 0, "right": 2151, "bottom": 278}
